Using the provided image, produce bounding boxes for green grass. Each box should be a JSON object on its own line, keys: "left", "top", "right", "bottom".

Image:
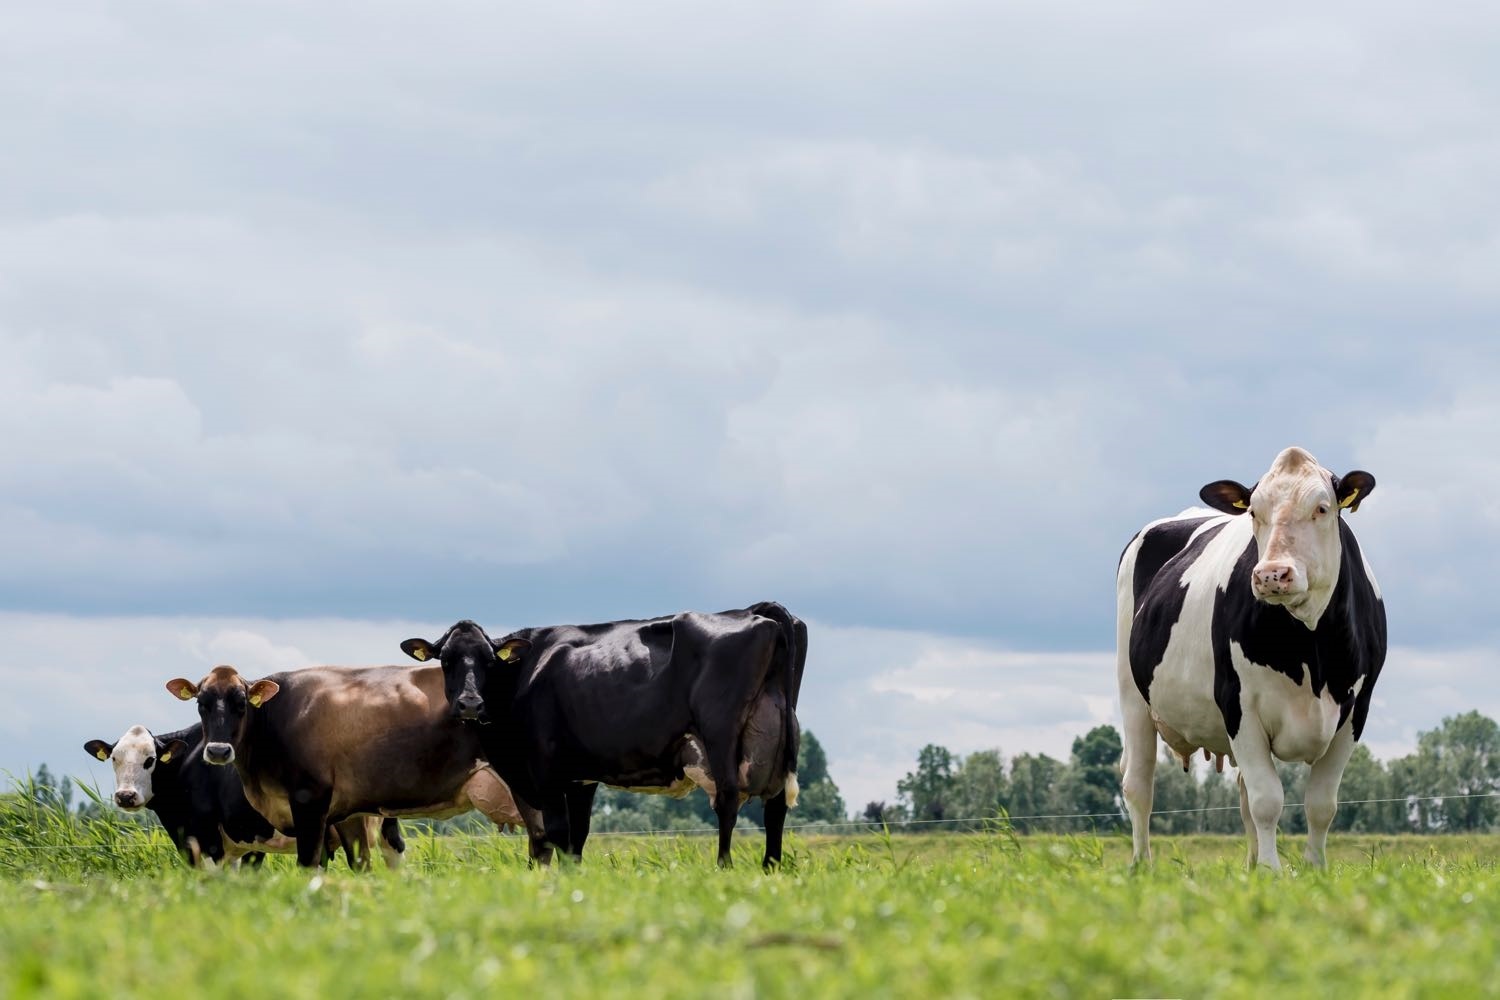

{"left": 2, "top": 813, "right": 1498, "bottom": 999}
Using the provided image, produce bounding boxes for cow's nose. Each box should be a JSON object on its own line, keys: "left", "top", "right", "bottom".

{"left": 204, "top": 742, "right": 235, "bottom": 765}
{"left": 1253, "top": 561, "right": 1299, "bottom": 594}
{"left": 454, "top": 694, "right": 486, "bottom": 722}
{"left": 115, "top": 790, "right": 140, "bottom": 808}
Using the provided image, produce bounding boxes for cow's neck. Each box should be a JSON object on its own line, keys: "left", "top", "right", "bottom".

{"left": 145, "top": 779, "right": 190, "bottom": 827}
{"left": 477, "top": 667, "right": 542, "bottom": 802}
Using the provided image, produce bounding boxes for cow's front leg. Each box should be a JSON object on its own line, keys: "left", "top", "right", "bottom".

{"left": 564, "top": 783, "right": 598, "bottom": 860}
{"left": 1229, "top": 726, "right": 1283, "bottom": 871}
{"left": 531, "top": 792, "right": 571, "bottom": 866}
{"left": 290, "top": 787, "right": 333, "bottom": 868}
{"left": 508, "top": 798, "right": 551, "bottom": 866}
{"left": 1303, "top": 723, "right": 1355, "bottom": 867}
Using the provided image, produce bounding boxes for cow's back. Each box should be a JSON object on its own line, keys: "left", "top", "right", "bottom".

{"left": 247, "top": 665, "right": 483, "bottom": 819}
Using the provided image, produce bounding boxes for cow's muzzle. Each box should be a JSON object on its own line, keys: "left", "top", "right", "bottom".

{"left": 1251, "top": 559, "right": 1306, "bottom": 601}
{"left": 114, "top": 789, "right": 142, "bottom": 810}
{"left": 454, "top": 693, "right": 488, "bottom": 724}
{"left": 203, "top": 742, "right": 236, "bottom": 766}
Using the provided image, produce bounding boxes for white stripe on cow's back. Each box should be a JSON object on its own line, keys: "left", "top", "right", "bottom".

{"left": 1358, "top": 542, "right": 1383, "bottom": 600}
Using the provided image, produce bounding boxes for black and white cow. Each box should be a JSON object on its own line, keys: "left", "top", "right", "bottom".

{"left": 400, "top": 601, "right": 806, "bottom": 868}
{"left": 1117, "top": 447, "right": 1386, "bottom": 869}
{"left": 84, "top": 723, "right": 404, "bottom": 869}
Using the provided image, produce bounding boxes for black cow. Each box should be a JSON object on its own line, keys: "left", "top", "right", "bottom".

{"left": 401, "top": 600, "right": 806, "bottom": 868}
{"left": 84, "top": 723, "right": 405, "bottom": 868}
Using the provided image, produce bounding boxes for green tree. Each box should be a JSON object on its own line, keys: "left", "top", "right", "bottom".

{"left": 1051, "top": 726, "right": 1124, "bottom": 831}
{"left": 898, "top": 744, "right": 957, "bottom": 822}
{"left": 1419, "top": 711, "right": 1500, "bottom": 831}
{"left": 1003, "top": 753, "right": 1064, "bottom": 832}
{"left": 1332, "top": 743, "right": 1396, "bottom": 833}
{"left": 792, "top": 731, "right": 847, "bottom": 824}
{"left": 952, "top": 750, "right": 1008, "bottom": 828}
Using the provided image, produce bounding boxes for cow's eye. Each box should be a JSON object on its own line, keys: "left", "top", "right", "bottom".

{"left": 1317, "top": 504, "right": 1329, "bottom": 516}
{"left": 144, "top": 757, "right": 155, "bottom": 770}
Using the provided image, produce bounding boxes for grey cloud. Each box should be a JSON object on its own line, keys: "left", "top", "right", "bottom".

{"left": 2, "top": 0, "right": 1499, "bottom": 791}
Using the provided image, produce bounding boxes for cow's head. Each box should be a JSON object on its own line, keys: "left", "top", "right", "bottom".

{"left": 1200, "top": 446, "right": 1375, "bottom": 625}
{"left": 400, "top": 620, "right": 529, "bottom": 724}
{"left": 164, "top": 666, "right": 280, "bottom": 766}
{"left": 82, "top": 725, "right": 189, "bottom": 810}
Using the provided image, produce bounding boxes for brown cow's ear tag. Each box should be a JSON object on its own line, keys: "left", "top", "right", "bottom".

{"left": 248, "top": 693, "right": 263, "bottom": 707}
{"left": 176, "top": 688, "right": 194, "bottom": 701}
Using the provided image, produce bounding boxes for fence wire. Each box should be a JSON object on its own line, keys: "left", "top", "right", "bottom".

{"left": 7, "top": 790, "right": 1500, "bottom": 850}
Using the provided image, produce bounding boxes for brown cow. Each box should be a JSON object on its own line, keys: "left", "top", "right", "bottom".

{"left": 164, "top": 664, "right": 525, "bottom": 867}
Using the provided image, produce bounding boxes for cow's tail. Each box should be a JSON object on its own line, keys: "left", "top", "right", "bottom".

{"left": 752, "top": 600, "right": 802, "bottom": 806}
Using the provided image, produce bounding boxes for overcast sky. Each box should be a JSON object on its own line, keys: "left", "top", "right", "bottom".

{"left": 5, "top": 2, "right": 1500, "bottom": 812}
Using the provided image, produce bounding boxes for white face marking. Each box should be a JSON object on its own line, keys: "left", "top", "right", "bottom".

{"left": 107, "top": 725, "right": 159, "bottom": 809}
{"left": 1246, "top": 447, "right": 1343, "bottom": 627}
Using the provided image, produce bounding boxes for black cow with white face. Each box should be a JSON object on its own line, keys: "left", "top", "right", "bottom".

{"left": 401, "top": 600, "right": 806, "bottom": 868}
{"left": 1117, "top": 446, "right": 1387, "bottom": 869}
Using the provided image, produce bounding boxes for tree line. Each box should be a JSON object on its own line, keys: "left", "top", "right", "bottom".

{"left": 20, "top": 711, "right": 1500, "bottom": 836}
{"left": 874, "top": 710, "right": 1500, "bottom": 835}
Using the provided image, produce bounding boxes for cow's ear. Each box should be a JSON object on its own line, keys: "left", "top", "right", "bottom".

{"left": 158, "top": 739, "right": 189, "bottom": 765}
{"left": 165, "top": 678, "right": 199, "bottom": 701}
{"left": 401, "top": 638, "right": 437, "bottom": 662}
{"left": 1200, "top": 480, "right": 1254, "bottom": 515}
{"left": 1335, "top": 471, "right": 1375, "bottom": 513}
{"left": 246, "top": 679, "right": 281, "bottom": 708}
{"left": 494, "top": 638, "right": 531, "bottom": 663}
{"left": 84, "top": 740, "right": 114, "bottom": 762}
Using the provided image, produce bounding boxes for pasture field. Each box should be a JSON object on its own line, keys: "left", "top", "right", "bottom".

{"left": 2, "top": 820, "right": 1498, "bottom": 999}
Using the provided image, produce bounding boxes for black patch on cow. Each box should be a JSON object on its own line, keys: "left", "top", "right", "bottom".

{"left": 1210, "top": 518, "right": 1387, "bottom": 742}
{"left": 1128, "top": 519, "right": 1227, "bottom": 701}
{"left": 1131, "top": 516, "right": 1215, "bottom": 615}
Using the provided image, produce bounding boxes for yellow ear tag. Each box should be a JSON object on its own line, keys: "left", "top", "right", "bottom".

{"left": 176, "top": 688, "right": 195, "bottom": 701}
{"left": 95, "top": 749, "right": 109, "bottom": 761}
{"left": 1340, "top": 488, "right": 1360, "bottom": 509}
{"left": 159, "top": 751, "right": 173, "bottom": 764}
{"left": 497, "top": 646, "right": 515, "bottom": 662}
{"left": 412, "top": 647, "right": 428, "bottom": 661}
{"left": 1232, "top": 499, "right": 1248, "bottom": 509}
{"left": 248, "top": 693, "right": 262, "bottom": 708}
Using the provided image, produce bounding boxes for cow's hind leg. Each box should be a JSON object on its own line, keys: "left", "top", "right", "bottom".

{"left": 378, "top": 818, "right": 405, "bottom": 870}
{"left": 1118, "top": 678, "right": 1158, "bottom": 865}
{"left": 761, "top": 789, "right": 790, "bottom": 869}
{"left": 1237, "top": 772, "right": 1258, "bottom": 869}
{"left": 1303, "top": 724, "right": 1355, "bottom": 867}
{"left": 564, "top": 783, "right": 598, "bottom": 860}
